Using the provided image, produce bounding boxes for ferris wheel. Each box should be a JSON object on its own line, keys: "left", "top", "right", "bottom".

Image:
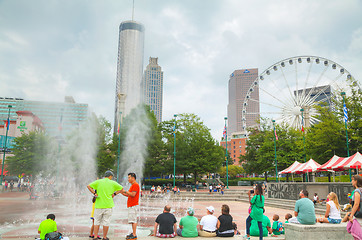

{"left": 241, "top": 55, "right": 360, "bottom": 131}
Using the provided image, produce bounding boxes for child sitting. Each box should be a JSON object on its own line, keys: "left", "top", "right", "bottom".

{"left": 272, "top": 214, "right": 283, "bottom": 236}
{"left": 285, "top": 213, "right": 292, "bottom": 223}
{"left": 38, "top": 214, "right": 58, "bottom": 240}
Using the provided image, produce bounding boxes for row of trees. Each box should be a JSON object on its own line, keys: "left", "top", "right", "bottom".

{"left": 241, "top": 84, "right": 362, "bottom": 178}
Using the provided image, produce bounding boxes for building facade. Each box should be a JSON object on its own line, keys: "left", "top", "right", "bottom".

{"left": 227, "top": 68, "right": 260, "bottom": 134}
{"left": 114, "top": 20, "right": 145, "bottom": 134}
{"left": 219, "top": 132, "right": 247, "bottom": 166}
{"left": 0, "top": 96, "right": 88, "bottom": 137}
{"left": 143, "top": 57, "right": 163, "bottom": 123}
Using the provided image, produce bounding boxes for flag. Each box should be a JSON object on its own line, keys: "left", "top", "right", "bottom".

{"left": 222, "top": 126, "right": 226, "bottom": 139}
{"left": 274, "top": 128, "right": 279, "bottom": 141}
{"left": 5, "top": 118, "right": 10, "bottom": 130}
{"left": 58, "top": 115, "right": 63, "bottom": 131}
{"left": 301, "top": 125, "right": 304, "bottom": 132}
{"left": 173, "top": 122, "right": 176, "bottom": 135}
{"left": 343, "top": 103, "right": 348, "bottom": 123}
{"left": 117, "top": 120, "right": 120, "bottom": 134}
{"left": 301, "top": 116, "right": 304, "bottom": 132}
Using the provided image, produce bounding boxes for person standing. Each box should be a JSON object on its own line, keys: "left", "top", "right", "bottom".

{"left": 87, "top": 170, "right": 125, "bottom": 240}
{"left": 244, "top": 184, "right": 265, "bottom": 240}
{"left": 121, "top": 173, "right": 140, "bottom": 240}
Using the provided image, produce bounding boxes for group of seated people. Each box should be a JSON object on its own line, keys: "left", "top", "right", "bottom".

{"left": 152, "top": 204, "right": 288, "bottom": 238}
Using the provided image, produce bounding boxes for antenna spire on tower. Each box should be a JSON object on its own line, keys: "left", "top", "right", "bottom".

{"left": 132, "top": 0, "right": 135, "bottom": 21}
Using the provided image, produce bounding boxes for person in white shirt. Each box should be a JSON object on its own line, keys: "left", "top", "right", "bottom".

{"left": 313, "top": 193, "right": 319, "bottom": 205}
{"left": 199, "top": 206, "right": 218, "bottom": 237}
{"left": 317, "top": 192, "right": 341, "bottom": 224}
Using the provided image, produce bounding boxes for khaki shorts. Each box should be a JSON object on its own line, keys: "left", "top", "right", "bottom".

{"left": 128, "top": 206, "right": 138, "bottom": 223}
{"left": 94, "top": 208, "right": 112, "bottom": 226}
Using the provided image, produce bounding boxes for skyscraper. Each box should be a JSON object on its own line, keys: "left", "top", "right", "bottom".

{"left": 143, "top": 57, "right": 163, "bottom": 123}
{"left": 227, "top": 68, "right": 259, "bottom": 134}
{"left": 114, "top": 20, "right": 145, "bottom": 134}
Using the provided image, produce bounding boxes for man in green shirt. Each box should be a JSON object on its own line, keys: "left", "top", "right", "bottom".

{"left": 289, "top": 189, "right": 316, "bottom": 224}
{"left": 177, "top": 207, "right": 199, "bottom": 237}
{"left": 38, "top": 214, "right": 57, "bottom": 240}
{"left": 87, "top": 170, "right": 125, "bottom": 240}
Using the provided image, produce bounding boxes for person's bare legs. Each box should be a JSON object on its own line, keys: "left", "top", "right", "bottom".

{"left": 103, "top": 226, "right": 109, "bottom": 238}
{"left": 90, "top": 219, "right": 95, "bottom": 236}
{"left": 317, "top": 217, "right": 329, "bottom": 223}
{"left": 132, "top": 223, "right": 137, "bottom": 236}
{"left": 93, "top": 225, "right": 100, "bottom": 237}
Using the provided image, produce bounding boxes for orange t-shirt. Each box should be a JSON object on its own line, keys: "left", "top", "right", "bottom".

{"left": 127, "top": 182, "right": 140, "bottom": 208}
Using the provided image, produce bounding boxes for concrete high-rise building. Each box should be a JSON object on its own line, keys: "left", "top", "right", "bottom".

{"left": 143, "top": 57, "right": 163, "bottom": 123}
{"left": 227, "top": 68, "right": 260, "bottom": 134}
{"left": 114, "top": 20, "right": 145, "bottom": 134}
{"left": 0, "top": 96, "right": 88, "bottom": 137}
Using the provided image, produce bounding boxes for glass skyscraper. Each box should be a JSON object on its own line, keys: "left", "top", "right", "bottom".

{"left": 114, "top": 21, "right": 145, "bottom": 134}
{"left": 143, "top": 57, "right": 163, "bottom": 123}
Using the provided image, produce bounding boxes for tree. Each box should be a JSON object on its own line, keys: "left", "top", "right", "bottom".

{"left": 218, "top": 165, "right": 244, "bottom": 178}
{"left": 161, "top": 113, "right": 225, "bottom": 183}
{"left": 6, "top": 131, "right": 53, "bottom": 176}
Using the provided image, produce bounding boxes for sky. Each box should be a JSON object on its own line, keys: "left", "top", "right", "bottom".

{"left": 0, "top": 0, "right": 361, "bottom": 141}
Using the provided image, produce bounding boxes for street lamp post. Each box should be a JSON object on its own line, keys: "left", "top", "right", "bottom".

{"left": 224, "top": 117, "right": 229, "bottom": 189}
{"left": 173, "top": 114, "right": 177, "bottom": 188}
{"left": 272, "top": 120, "right": 278, "bottom": 182}
{"left": 1, "top": 105, "right": 12, "bottom": 185}
{"left": 300, "top": 108, "right": 308, "bottom": 182}
{"left": 341, "top": 92, "right": 351, "bottom": 181}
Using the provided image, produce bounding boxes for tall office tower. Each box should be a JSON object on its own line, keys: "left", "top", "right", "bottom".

{"left": 0, "top": 96, "right": 88, "bottom": 137}
{"left": 227, "top": 68, "right": 260, "bottom": 134}
{"left": 114, "top": 20, "right": 145, "bottom": 134}
{"left": 143, "top": 57, "right": 163, "bottom": 123}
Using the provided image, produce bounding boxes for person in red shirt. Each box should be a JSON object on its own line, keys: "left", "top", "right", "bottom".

{"left": 121, "top": 172, "right": 140, "bottom": 240}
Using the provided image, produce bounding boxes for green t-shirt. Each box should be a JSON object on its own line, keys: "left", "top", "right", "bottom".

{"left": 250, "top": 215, "right": 270, "bottom": 237}
{"left": 295, "top": 197, "right": 316, "bottom": 224}
{"left": 38, "top": 219, "right": 57, "bottom": 240}
{"left": 272, "top": 221, "right": 282, "bottom": 235}
{"left": 179, "top": 215, "right": 198, "bottom": 237}
{"left": 250, "top": 195, "right": 265, "bottom": 222}
{"left": 89, "top": 178, "right": 123, "bottom": 208}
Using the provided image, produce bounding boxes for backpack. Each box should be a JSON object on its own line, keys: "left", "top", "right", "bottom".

{"left": 44, "top": 232, "right": 62, "bottom": 240}
{"left": 277, "top": 221, "right": 283, "bottom": 232}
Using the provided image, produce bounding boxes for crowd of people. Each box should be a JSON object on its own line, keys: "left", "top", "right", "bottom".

{"left": 34, "top": 172, "right": 362, "bottom": 240}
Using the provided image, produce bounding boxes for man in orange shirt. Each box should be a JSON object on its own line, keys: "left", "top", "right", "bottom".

{"left": 120, "top": 172, "right": 140, "bottom": 240}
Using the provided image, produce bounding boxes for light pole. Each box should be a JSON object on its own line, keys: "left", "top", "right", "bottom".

{"left": 117, "top": 111, "right": 122, "bottom": 183}
{"left": 224, "top": 117, "right": 229, "bottom": 189}
{"left": 341, "top": 92, "right": 351, "bottom": 181}
{"left": 1, "top": 105, "right": 12, "bottom": 185}
{"left": 300, "top": 108, "right": 308, "bottom": 182}
{"left": 173, "top": 114, "right": 177, "bottom": 188}
{"left": 272, "top": 120, "right": 278, "bottom": 182}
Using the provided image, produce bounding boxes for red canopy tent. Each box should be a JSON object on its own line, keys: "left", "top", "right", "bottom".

{"left": 279, "top": 161, "right": 302, "bottom": 174}
{"left": 318, "top": 155, "right": 342, "bottom": 171}
{"left": 293, "top": 159, "right": 321, "bottom": 174}
{"left": 330, "top": 157, "right": 350, "bottom": 171}
{"left": 342, "top": 152, "right": 362, "bottom": 170}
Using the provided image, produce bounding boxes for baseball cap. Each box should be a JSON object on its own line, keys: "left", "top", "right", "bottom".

{"left": 104, "top": 170, "right": 114, "bottom": 177}
{"left": 206, "top": 206, "right": 214, "bottom": 213}
{"left": 187, "top": 207, "right": 194, "bottom": 216}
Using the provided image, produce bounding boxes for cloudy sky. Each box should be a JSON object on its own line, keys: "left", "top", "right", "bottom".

{"left": 1, "top": 0, "right": 361, "bottom": 140}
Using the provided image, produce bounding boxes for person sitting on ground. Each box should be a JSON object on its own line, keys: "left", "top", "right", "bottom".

{"left": 216, "top": 204, "right": 234, "bottom": 237}
{"left": 199, "top": 206, "right": 218, "bottom": 237}
{"left": 177, "top": 207, "right": 198, "bottom": 237}
{"left": 38, "top": 214, "right": 57, "bottom": 240}
{"left": 317, "top": 192, "right": 341, "bottom": 224}
{"left": 313, "top": 193, "right": 319, "bottom": 205}
{"left": 285, "top": 213, "right": 292, "bottom": 223}
{"left": 249, "top": 214, "right": 272, "bottom": 238}
{"left": 153, "top": 205, "right": 177, "bottom": 238}
{"left": 343, "top": 175, "right": 362, "bottom": 223}
{"left": 288, "top": 189, "right": 316, "bottom": 225}
{"left": 232, "top": 223, "right": 240, "bottom": 235}
{"left": 271, "top": 214, "right": 283, "bottom": 236}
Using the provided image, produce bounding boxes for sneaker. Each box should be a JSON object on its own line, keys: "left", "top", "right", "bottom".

{"left": 126, "top": 233, "right": 134, "bottom": 239}
{"left": 128, "top": 235, "right": 137, "bottom": 240}
{"left": 242, "top": 235, "right": 250, "bottom": 240}
{"left": 89, "top": 235, "right": 94, "bottom": 239}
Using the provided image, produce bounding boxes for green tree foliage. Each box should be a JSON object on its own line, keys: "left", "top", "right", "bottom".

{"left": 6, "top": 131, "right": 52, "bottom": 176}
{"left": 218, "top": 165, "right": 244, "bottom": 178}
{"left": 160, "top": 113, "right": 224, "bottom": 183}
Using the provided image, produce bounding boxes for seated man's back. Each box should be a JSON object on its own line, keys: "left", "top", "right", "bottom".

{"left": 38, "top": 218, "right": 57, "bottom": 240}
{"left": 156, "top": 211, "right": 177, "bottom": 234}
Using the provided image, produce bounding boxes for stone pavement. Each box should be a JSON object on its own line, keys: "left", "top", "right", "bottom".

{"left": 0, "top": 236, "right": 285, "bottom": 240}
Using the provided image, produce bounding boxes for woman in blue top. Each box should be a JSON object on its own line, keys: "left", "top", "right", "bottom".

{"left": 244, "top": 184, "right": 265, "bottom": 240}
